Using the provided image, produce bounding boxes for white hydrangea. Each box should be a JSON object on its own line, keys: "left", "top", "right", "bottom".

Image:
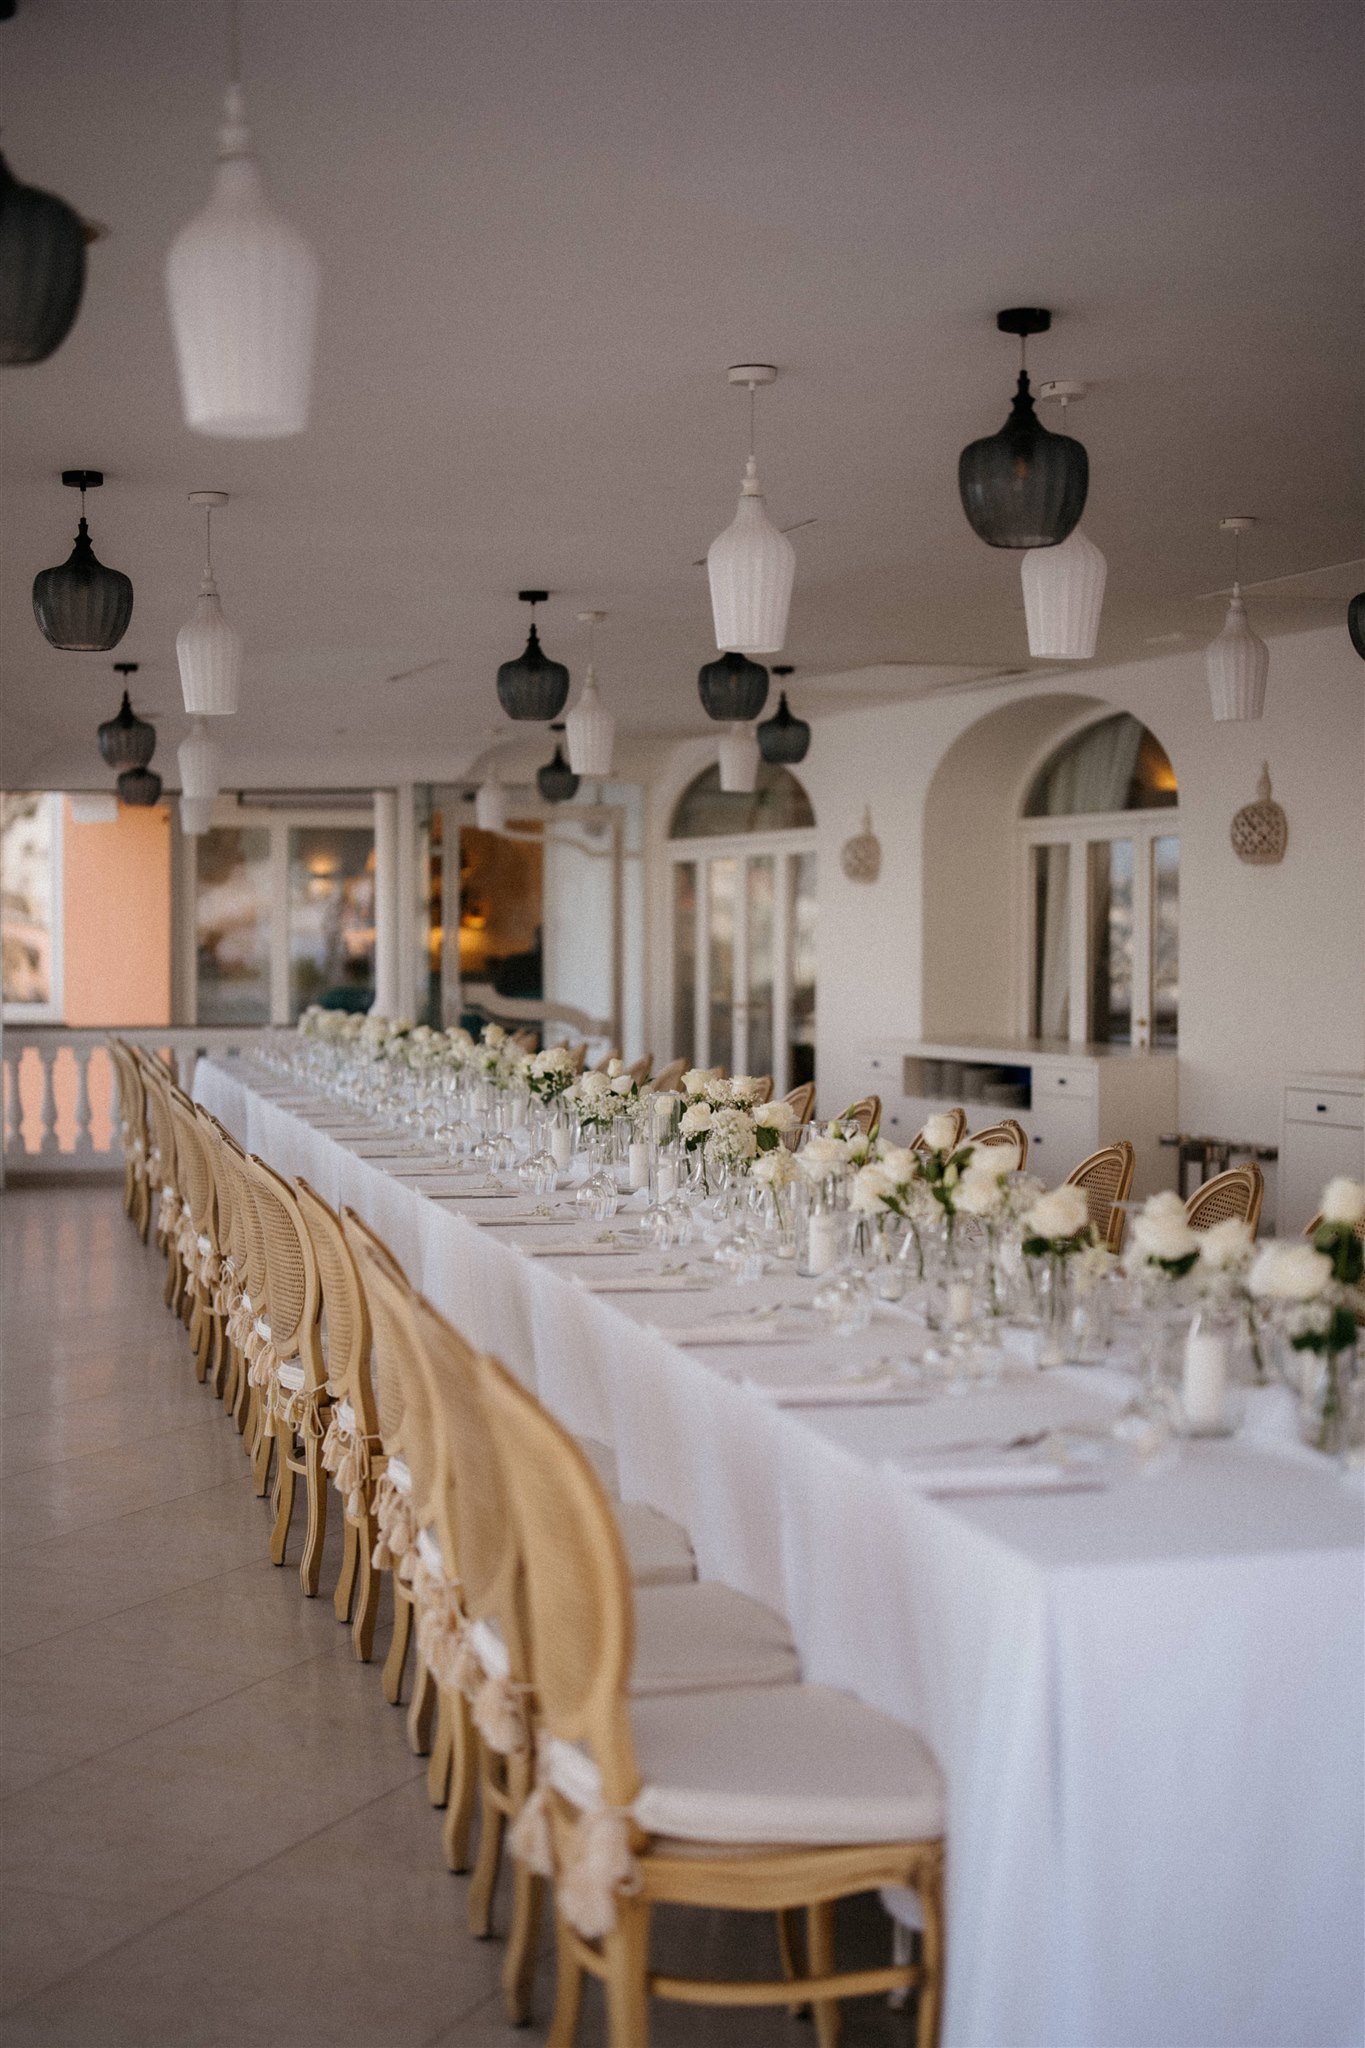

{"left": 1197, "top": 1217, "right": 1254, "bottom": 1273}
{"left": 1320, "top": 1177, "right": 1365, "bottom": 1227}
{"left": 850, "top": 1162, "right": 894, "bottom": 1214}
{"left": 1023, "top": 1184, "right": 1092, "bottom": 1242}
{"left": 1248, "top": 1242, "right": 1332, "bottom": 1303}
{"left": 920, "top": 1113, "right": 961, "bottom": 1155}
{"left": 752, "top": 1148, "right": 800, "bottom": 1191}
{"left": 1129, "top": 1190, "right": 1199, "bottom": 1266}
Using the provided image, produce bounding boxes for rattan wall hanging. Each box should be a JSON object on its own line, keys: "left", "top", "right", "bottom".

{"left": 840, "top": 807, "right": 882, "bottom": 883}
{"left": 1230, "top": 763, "right": 1287, "bottom": 865}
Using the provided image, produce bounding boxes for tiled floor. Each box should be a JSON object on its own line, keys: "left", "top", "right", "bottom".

{"left": 1, "top": 1185, "right": 913, "bottom": 2046}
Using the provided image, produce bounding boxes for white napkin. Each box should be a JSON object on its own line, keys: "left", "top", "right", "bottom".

{"left": 895, "top": 1458, "right": 1103, "bottom": 1496}
{"left": 749, "top": 1372, "right": 925, "bottom": 1406}
{"left": 528, "top": 1241, "right": 645, "bottom": 1259}
{"left": 585, "top": 1274, "right": 712, "bottom": 1294}
{"left": 671, "top": 1317, "right": 810, "bottom": 1347}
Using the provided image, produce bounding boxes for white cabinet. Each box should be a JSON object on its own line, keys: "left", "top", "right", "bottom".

{"left": 1279, "top": 1073, "right": 1364, "bottom": 1236}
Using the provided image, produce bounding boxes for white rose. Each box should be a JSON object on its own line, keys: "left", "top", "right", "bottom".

{"left": 955, "top": 1165, "right": 1006, "bottom": 1219}
{"left": 705, "top": 1076, "right": 735, "bottom": 1105}
{"left": 921, "top": 1113, "right": 960, "bottom": 1155}
{"left": 1024, "top": 1184, "right": 1092, "bottom": 1242}
{"left": 801, "top": 1134, "right": 851, "bottom": 1175}
{"left": 610, "top": 1073, "right": 635, "bottom": 1095}
{"left": 1249, "top": 1243, "right": 1332, "bottom": 1303}
{"left": 850, "top": 1163, "right": 893, "bottom": 1214}
{"left": 680, "top": 1101, "right": 713, "bottom": 1135}
{"left": 1131, "top": 1192, "right": 1199, "bottom": 1265}
{"left": 878, "top": 1145, "right": 918, "bottom": 1186}
{"left": 578, "top": 1072, "right": 609, "bottom": 1099}
{"left": 754, "top": 1099, "right": 796, "bottom": 1132}
{"left": 1197, "top": 1218, "right": 1254, "bottom": 1273}
{"left": 727, "top": 1075, "right": 760, "bottom": 1103}
{"left": 681, "top": 1069, "right": 709, "bottom": 1095}
{"left": 752, "top": 1148, "right": 799, "bottom": 1190}
{"left": 1320, "top": 1177, "right": 1365, "bottom": 1227}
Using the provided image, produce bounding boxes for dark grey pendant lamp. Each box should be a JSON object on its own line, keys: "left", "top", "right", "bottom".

{"left": 537, "top": 723, "right": 580, "bottom": 804}
{"left": 33, "top": 470, "right": 134, "bottom": 650}
{"left": 757, "top": 665, "right": 810, "bottom": 764}
{"left": 698, "top": 649, "right": 768, "bottom": 722}
{"left": 0, "top": 149, "right": 88, "bottom": 364}
{"left": 117, "top": 765, "right": 163, "bottom": 807}
{"left": 497, "top": 591, "right": 570, "bottom": 720}
{"left": 1349, "top": 594, "right": 1365, "bottom": 662}
{"left": 97, "top": 662, "right": 156, "bottom": 771}
{"left": 958, "top": 309, "right": 1088, "bottom": 549}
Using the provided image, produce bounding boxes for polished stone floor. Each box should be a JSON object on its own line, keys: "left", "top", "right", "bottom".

{"left": 0, "top": 1187, "right": 912, "bottom": 2046}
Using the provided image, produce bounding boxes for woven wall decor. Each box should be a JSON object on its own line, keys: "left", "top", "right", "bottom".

{"left": 1230, "top": 763, "right": 1287, "bottom": 865}
{"left": 840, "top": 806, "right": 882, "bottom": 883}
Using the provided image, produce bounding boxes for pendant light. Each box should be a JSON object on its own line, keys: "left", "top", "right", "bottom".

{"left": 717, "top": 723, "right": 759, "bottom": 795}
{"left": 180, "top": 795, "right": 215, "bottom": 836}
{"left": 474, "top": 763, "right": 508, "bottom": 834}
{"left": 757, "top": 666, "right": 811, "bottom": 765}
{"left": 959, "top": 310, "right": 1088, "bottom": 549}
{"left": 176, "top": 490, "right": 242, "bottom": 714}
{"left": 1348, "top": 593, "right": 1365, "bottom": 662}
{"left": 32, "top": 471, "right": 134, "bottom": 651}
{"left": 698, "top": 650, "right": 769, "bottom": 723}
{"left": 537, "top": 725, "right": 580, "bottom": 805}
{"left": 97, "top": 664, "right": 157, "bottom": 771}
{"left": 1020, "top": 382, "right": 1107, "bottom": 658}
{"left": 497, "top": 591, "right": 570, "bottom": 721}
{"left": 0, "top": 150, "right": 87, "bottom": 364}
{"left": 166, "top": 3, "right": 319, "bottom": 438}
{"left": 564, "top": 611, "right": 616, "bottom": 777}
{"left": 118, "top": 766, "right": 163, "bottom": 808}
{"left": 1206, "top": 517, "right": 1269, "bottom": 722}
{"left": 177, "top": 719, "right": 222, "bottom": 801}
{"left": 706, "top": 364, "right": 796, "bottom": 655}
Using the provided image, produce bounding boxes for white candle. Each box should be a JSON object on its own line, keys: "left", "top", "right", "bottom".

{"left": 655, "top": 1161, "right": 677, "bottom": 1201}
{"left": 549, "top": 1125, "right": 573, "bottom": 1171}
{"left": 948, "top": 1279, "right": 974, "bottom": 1327}
{"left": 807, "top": 1212, "right": 841, "bottom": 1276}
{"left": 628, "top": 1142, "right": 650, "bottom": 1191}
{"left": 1182, "top": 1328, "right": 1229, "bottom": 1432}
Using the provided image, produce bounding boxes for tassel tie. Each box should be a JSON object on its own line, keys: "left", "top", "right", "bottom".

{"left": 410, "top": 1555, "right": 483, "bottom": 1697}
{"left": 273, "top": 1381, "right": 324, "bottom": 1441}
{"left": 321, "top": 1410, "right": 376, "bottom": 1521}
{"left": 471, "top": 1671, "right": 531, "bottom": 1757}
{"left": 196, "top": 1234, "right": 220, "bottom": 1293}
{"left": 372, "top": 1472, "right": 418, "bottom": 1579}
{"left": 175, "top": 1204, "right": 198, "bottom": 1269}
{"left": 212, "top": 1255, "right": 238, "bottom": 1321}
{"left": 226, "top": 1288, "right": 254, "bottom": 1352}
{"left": 247, "top": 1317, "right": 280, "bottom": 1433}
{"left": 157, "top": 1184, "right": 179, "bottom": 1239}
{"left": 508, "top": 1744, "right": 640, "bottom": 1940}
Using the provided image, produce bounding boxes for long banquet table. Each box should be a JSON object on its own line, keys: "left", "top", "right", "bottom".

{"left": 196, "top": 1054, "right": 1365, "bottom": 2048}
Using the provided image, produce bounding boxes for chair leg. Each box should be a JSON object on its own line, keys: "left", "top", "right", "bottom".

{"left": 547, "top": 1911, "right": 586, "bottom": 2048}
{"left": 915, "top": 1860, "right": 945, "bottom": 2048}
{"left": 252, "top": 1415, "right": 275, "bottom": 1500}
{"left": 382, "top": 1582, "right": 413, "bottom": 1705}
{"left": 426, "top": 1693, "right": 451, "bottom": 1794}
{"left": 269, "top": 1446, "right": 297, "bottom": 1564}
{"left": 777, "top": 1907, "right": 807, "bottom": 2017}
{"left": 231, "top": 1355, "right": 251, "bottom": 1434}
{"left": 335, "top": 1516, "right": 359, "bottom": 1622}
{"left": 162, "top": 1246, "right": 179, "bottom": 1308}
{"left": 807, "top": 1899, "right": 842, "bottom": 2048}
{"left": 601, "top": 1894, "right": 652, "bottom": 2048}
{"left": 298, "top": 1430, "right": 328, "bottom": 1596}
{"left": 351, "top": 1518, "right": 380, "bottom": 1662}
{"left": 408, "top": 1656, "right": 436, "bottom": 1754}
{"left": 467, "top": 1743, "right": 504, "bottom": 1931}
{"left": 502, "top": 1854, "right": 544, "bottom": 2025}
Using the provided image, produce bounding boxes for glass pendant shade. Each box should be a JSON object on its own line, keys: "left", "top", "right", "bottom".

{"left": 717, "top": 723, "right": 760, "bottom": 795}
{"left": 537, "top": 742, "right": 580, "bottom": 805}
{"left": 177, "top": 721, "right": 222, "bottom": 801}
{"left": 1021, "top": 527, "right": 1107, "bottom": 658}
{"left": 166, "top": 85, "right": 319, "bottom": 439}
{"left": 698, "top": 650, "right": 769, "bottom": 723}
{"left": 497, "top": 624, "right": 570, "bottom": 721}
{"left": 756, "top": 691, "right": 811, "bottom": 765}
{"left": 97, "top": 691, "right": 156, "bottom": 771}
{"left": 33, "top": 518, "right": 133, "bottom": 652}
{"left": 177, "top": 572, "right": 242, "bottom": 714}
{"left": 707, "top": 456, "right": 795, "bottom": 654}
{"left": 180, "top": 795, "right": 214, "bottom": 836}
{"left": 1348, "top": 593, "right": 1365, "bottom": 662}
{"left": 564, "top": 669, "right": 615, "bottom": 777}
{"left": 0, "top": 151, "right": 87, "bottom": 365}
{"left": 1206, "top": 586, "right": 1269, "bottom": 721}
{"left": 959, "top": 371, "right": 1088, "bottom": 549}
{"left": 474, "top": 772, "right": 507, "bottom": 834}
{"left": 117, "top": 766, "right": 162, "bottom": 808}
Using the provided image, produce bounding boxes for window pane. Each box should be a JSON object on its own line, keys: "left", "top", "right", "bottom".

{"left": 672, "top": 863, "right": 696, "bottom": 1065}
{"left": 1152, "top": 835, "right": 1179, "bottom": 1046}
{"left": 670, "top": 763, "right": 814, "bottom": 838}
{"left": 1089, "top": 839, "right": 1133, "bottom": 1044}
{"left": 1031, "top": 843, "right": 1070, "bottom": 1038}
{"left": 746, "top": 856, "right": 775, "bottom": 1078}
{"left": 1024, "top": 714, "right": 1177, "bottom": 816}
{"left": 288, "top": 828, "right": 376, "bottom": 1020}
{"left": 1, "top": 792, "right": 57, "bottom": 1008}
{"left": 789, "top": 851, "right": 817, "bottom": 1089}
{"left": 196, "top": 827, "right": 272, "bottom": 1025}
{"left": 707, "top": 858, "right": 737, "bottom": 1072}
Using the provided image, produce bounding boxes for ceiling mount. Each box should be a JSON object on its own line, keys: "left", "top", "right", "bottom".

{"left": 996, "top": 308, "right": 1051, "bottom": 338}
{"left": 113, "top": 660, "right": 139, "bottom": 676}
{"left": 517, "top": 588, "right": 549, "bottom": 605}
{"left": 576, "top": 609, "right": 606, "bottom": 626}
{"left": 61, "top": 468, "right": 103, "bottom": 490}
{"left": 188, "top": 488, "right": 229, "bottom": 508}
{"left": 1219, "top": 516, "right": 1257, "bottom": 535}
{"left": 1038, "top": 380, "right": 1087, "bottom": 405}
{"left": 727, "top": 363, "right": 777, "bottom": 387}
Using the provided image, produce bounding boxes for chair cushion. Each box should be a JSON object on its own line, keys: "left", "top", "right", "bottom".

{"left": 471, "top": 1616, "right": 509, "bottom": 1681}
{"left": 336, "top": 1397, "right": 357, "bottom": 1432}
{"left": 617, "top": 1501, "right": 695, "bottom": 1587}
{"left": 415, "top": 1526, "right": 443, "bottom": 1576}
{"left": 632, "top": 1583, "right": 798, "bottom": 1696}
{"left": 388, "top": 1455, "right": 412, "bottom": 1495}
{"left": 547, "top": 1684, "right": 944, "bottom": 1847}
{"left": 276, "top": 1360, "right": 305, "bottom": 1394}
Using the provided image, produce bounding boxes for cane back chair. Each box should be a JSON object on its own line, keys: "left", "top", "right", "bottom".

{"left": 1064, "top": 1141, "right": 1136, "bottom": 1254}
{"left": 967, "top": 1119, "right": 1029, "bottom": 1170}
{"left": 1184, "top": 1162, "right": 1264, "bottom": 1237}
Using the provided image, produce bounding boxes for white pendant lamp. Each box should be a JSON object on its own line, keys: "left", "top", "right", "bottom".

{"left": 1021, "top": 381, "right": 1106, "bottom": 659}
{"left": 474, "top": 765, "right": 508, "bottom": 834}
{"left": 565, "top": 610, "right": 616, "bottom": 777}
{"left": 166, "top": 4, "right": 319, "bottom": 441}
{"left": 1206, "top": 516, "right": 1268, "bottom": 722}
{"left": 180, "top": 795, "right": 215, "bottom": 836}
{"left": 717, "top": 723, "right": 759, "bottom": 795}
{"left": 177, "top": 718, "right": 222, "bottom": 802}
{"left": 706, "top": 364, "right": 796, "bottom": 656}
{"left": 177, "top": 490, "right": 243, "bottom": 715}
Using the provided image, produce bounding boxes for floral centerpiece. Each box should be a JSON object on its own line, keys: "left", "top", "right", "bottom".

{"left": 1018, "top": 1182, "right": 1098, "bottom": 1365}
{"left": 1124, "top": 1191, "right": 1201, "bottom": 1288}
{"left": 1250, "top": 1177, "right": 1364, "bottom": 1452}
{"left": 568, "top": 1060, "right": 638, "bottom": 1138}
{"left": 525, "top": 1045, "right": 576, "bottom": 1105}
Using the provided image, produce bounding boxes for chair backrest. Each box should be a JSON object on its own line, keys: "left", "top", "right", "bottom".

{"left": 341, "top": 1208, "right": 411, "bottom": 1450}
{"left": 910, "top": 1107, "right": 967, "bottom": 1154}
{"left": 349, "top": 1229, "right": 444, "bottom": 1537}
{"left": 169, "top": 1087, "right": 215, "bottom": 1237}
{"left": 1064, "top": 1141, "right": 1136, "bottom": 1252}
{"left": 840, "top": 1095, "right": 881, "bottom": 1139}
{"left": 782, "top": 1081, "right": 816, "bottom": 1126}
{"left": 626, "top": 1055, "right": 652, "bottom": 1085}
{"left": 138, "top": 1051, "right": 177, "bottom": 1186}
{"left": 194, "top": 1105, "right": 233, "bottom": 1241}
{"left": 1185, "top": 1162, "right": 1264, "bottom": 1236}
{"left": 211, "top": 1120, "right": 254, "bottom": 1280}
{"left": 479, "top": 1358, "right": 638, "bottom": 1808}
{"left": 749, "top": 1075, "right": 775, "bottom": 1105}
{"left": 294, "top": 1178, "right": 377, "bottom": 1428}
{"left": 566, "top": 1042, "right": 588, "bottom": 1076}
{"left": 967, "top": 1118, "right": 1028, "bottom": 1170}
{"left": 108, "top": 1037, "right": 145, "bottom": 1149}
{"left": 591, "top": 1048, "right": 622, "bottom": 1074}
{"left": 1303, "top": 1210, "right": 1365, "bottom": 1242}
{"left": 648, "top": 1057, "right": 686, "bottom": 1094}
{"left": 243, "top": 1156, "right": 321, "bottom": 1373}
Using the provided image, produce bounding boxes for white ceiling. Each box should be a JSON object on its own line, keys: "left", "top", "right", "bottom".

{"left": 3, "top": 0, "right": 1362, "bottom": 791}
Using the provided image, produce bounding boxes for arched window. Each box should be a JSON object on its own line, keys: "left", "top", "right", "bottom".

{"left": 1020, "top": 714, "right": 1179, "bottom": 1047}
{"left": 669, "top": 762, "right": 814, "bottom": 839}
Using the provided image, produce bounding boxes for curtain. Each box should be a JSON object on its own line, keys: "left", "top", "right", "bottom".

{"left": 1033, "top": 717, "right": 1145, "bottom": 1039}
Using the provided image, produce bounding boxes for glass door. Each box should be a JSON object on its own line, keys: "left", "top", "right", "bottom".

{"left": 670, "top": 843, "right": 815, "bottom": 1093}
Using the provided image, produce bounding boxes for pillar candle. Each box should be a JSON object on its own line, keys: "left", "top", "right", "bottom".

{"left": 807, "top": 1212, "right": 842, "bottom": 1276}
{"left": 549, "top": 1125, "right": 573, "bottom": 1171}
{"left": 628, "top": 1142, "right": 650, "bottom": 1191}
{"left": 1182, "top": 1328, "right": 1229, "bottom": 1432}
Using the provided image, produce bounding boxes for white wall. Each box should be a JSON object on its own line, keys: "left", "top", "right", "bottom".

{"left": 643, "top": 627, "right": 1365, "bottom": 1148}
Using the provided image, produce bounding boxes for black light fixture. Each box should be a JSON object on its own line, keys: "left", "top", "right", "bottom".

{"left": 757, "top": 665, "right": 811, "bottom": 764}
{"left": 536, "top": 723, "right": 580, "bottom": 805}
{"left": 1349, "top": 593, "right": 1365, "bottom": 663}
{"left": 958, "top": 309, "right": 1088, "bottom": 549}
{"left": 97, "top": 662, "right": 157, "bottom": 771}
{"left": 698, "top": 649, "right": 769, "bottom": 723}
{"left": 0, "top": 150, "right": 88, "bottom": 365}
{"left": 497, "top": 590, "right": 570, "bottom": 721}
{"left": 32, "top": 470, "right": 134, "bottom": 651}
{"left": 117, "top": 765, "right": 162, "bottom": 808}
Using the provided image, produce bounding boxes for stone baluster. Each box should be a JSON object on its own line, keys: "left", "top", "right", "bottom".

{"left": 74, "top": 1045, "right": 94, "bottom": 1160}
{"left": 2, "top": 1054, "right": 17, "bottom": 1160}
{"left": 39, "top": 1047, "right": 60, "bottom": 1157}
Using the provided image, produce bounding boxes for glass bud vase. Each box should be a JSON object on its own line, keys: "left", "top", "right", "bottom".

{"left": 1037, "top": 1252, "right": 1074, "bottom": 1369}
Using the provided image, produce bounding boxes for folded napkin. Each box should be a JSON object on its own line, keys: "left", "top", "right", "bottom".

{"left": 671, "top": 1317, "right": 810, "bottom": 1347}
{"left": 585, "top": 1274, "right": 712, "bottom": 1294}
{"left": 895, "top": 1458, "right": 1103, "bottom": 1497}
{"left": 528, "top": 1241, "right": 645, "bottom": 1258}
{"left": 751, "top": 1373, "right": 929, "bottom": 1406}
{"left": 469, "top": 1212, "right": 577, "bottom": 1228}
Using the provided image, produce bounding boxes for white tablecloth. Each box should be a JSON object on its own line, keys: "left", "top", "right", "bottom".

{"left": 196, "top": 1057, "right": 1365, "bottom": 2048}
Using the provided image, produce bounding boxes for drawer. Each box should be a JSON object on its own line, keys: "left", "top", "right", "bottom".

{"left": 1284, "top": 1088, "right": 1364, "bottom": 1132}
{"left": 1032, "top": 1063, "right": 1096, "bottom": 1102}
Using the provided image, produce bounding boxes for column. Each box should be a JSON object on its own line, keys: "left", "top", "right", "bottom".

{"left": 372, "top": 789, "right": 400, "bottom": 1018}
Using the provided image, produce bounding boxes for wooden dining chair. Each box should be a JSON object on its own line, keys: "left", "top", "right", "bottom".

{"left": 1064, "top": 1141, "right": 1136, "bottom": 1253}
{"left": 217, "top": 1124, "right": 264, "bottom": 1435}
{"left": 108, "top": 1037, "right": 151, "bottom": 1239}
{"left": 195, "top": 1108, "right": 245, "bottom": 1405}
{"left": 646, "top": 1058, "right": 686, "bottom": 1095}
{"left": 137, "top": 1052, "right": 184, "bottom": 1309}
{"left": 782, "top": 1081, "right": 816, "bottom": 1127}
{"left": 244, "top": 1156, "right": 331, "bottom": 1594}
{"left": 168, "top": 1089, "right": 218, "bottom": 1379}
{"left": 967, "top": 1118, "right": 1029, "bottom": 1169}
{"left": 482, "top": 1363, "right": 946, "bottom": 2048}
{"left": 592, "top": 1048, "right": 623, "bottom": 1074}
{"left": 749, "top": 1076, "right": 775, "bottom": 1105}
{"left": 910, "top": 1107, "right": 966, "bottom": 1155}
{"left": 839, "top": 1095, "right": 881, "bottom": 1140}
{"left": 1303, "top": 1209, "right": 1365, "bottom": 1242}
{"left": 626, "top": 1056, "right": 653, "bottom": 1085}
{"left": 1185, "top": 1162, "right": 1264, "bottom": 1237}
